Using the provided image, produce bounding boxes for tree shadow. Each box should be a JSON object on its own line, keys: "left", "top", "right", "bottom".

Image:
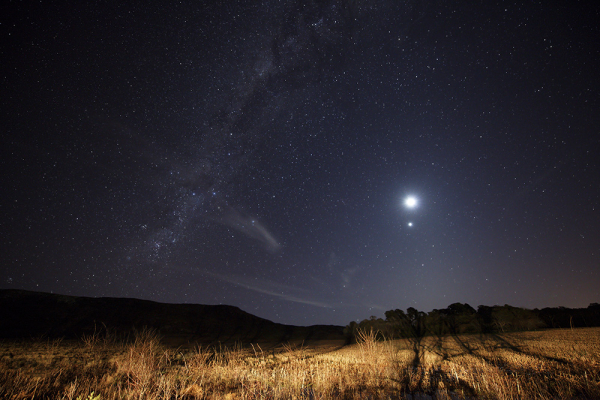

{"left": 479, "top": 332, "right": 573, "bottom": 365}
{"left": 426, "top": 329, "right": 581, "bottom": 385}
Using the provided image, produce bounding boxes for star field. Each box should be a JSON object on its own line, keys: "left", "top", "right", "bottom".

{"left": 1, "top": 1, "right": 599, "bottom": 326}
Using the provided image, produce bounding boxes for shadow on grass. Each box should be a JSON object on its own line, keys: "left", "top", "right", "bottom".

{"left": 397, "top": 328, "right": 597, "bottom": 399}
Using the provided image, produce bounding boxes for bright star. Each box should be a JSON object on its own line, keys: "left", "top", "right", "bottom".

{"left": 404, "top": 196, "right": 418, "bottom": 208}
{"left": 408, "top": 222, "right": 413, "bottom": 227}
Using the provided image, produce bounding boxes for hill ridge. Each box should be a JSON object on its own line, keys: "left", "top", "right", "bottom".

{"left": 0, "top": 289, "right": 345, "bottom": 345}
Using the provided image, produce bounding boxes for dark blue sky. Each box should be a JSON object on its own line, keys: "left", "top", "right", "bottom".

{"left": 2, "top": 0, "right": 598, "bottom": 326}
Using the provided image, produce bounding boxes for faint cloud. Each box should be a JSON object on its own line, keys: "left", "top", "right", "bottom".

{"left": 341, "top": 265, "right": 361, "bottom": 288}
{"left": 326, "top": 251, "right": 340, "bottom": 272}
{"left": 214, "top": 207, "right": 281, "bottom": 253}
{"left": 203, "top": 271, "right": 333, "bottom": 308}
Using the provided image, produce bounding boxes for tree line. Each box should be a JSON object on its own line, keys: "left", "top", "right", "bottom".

{"left": 344, "top": 302, "right": 600, "bottom": 342}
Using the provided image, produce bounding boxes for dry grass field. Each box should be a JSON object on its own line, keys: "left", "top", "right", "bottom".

{"left": 1, "top": 327, "right": 599, "bottom": 399}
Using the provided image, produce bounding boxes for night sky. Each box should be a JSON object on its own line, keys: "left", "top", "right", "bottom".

{"left": 2, "top": 1, "right": 599, "bottom": 326}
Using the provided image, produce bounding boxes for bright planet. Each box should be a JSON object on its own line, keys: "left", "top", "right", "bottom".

{"left": 404, "top": 196, "right": 418, "bottom": 209}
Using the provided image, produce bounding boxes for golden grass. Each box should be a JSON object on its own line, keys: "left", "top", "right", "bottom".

{"left": 1, "top": 327, "right": 599, "bottom": 399}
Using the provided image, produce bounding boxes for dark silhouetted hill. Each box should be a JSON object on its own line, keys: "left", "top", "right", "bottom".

{"left": 0, "top": 289, "right": 344, "bottom": 345}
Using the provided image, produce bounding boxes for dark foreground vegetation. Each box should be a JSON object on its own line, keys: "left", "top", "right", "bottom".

{"left": 345, "top": 302, "right": 600, "bottom": 342}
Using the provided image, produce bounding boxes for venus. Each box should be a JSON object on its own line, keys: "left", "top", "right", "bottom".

{"left": 404, "top": 196, "right": 418, "bottom": 208}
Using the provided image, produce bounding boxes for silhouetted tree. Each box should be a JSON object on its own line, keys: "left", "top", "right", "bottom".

{"left": 348, "top": 301, "right": 600, "bottom": 344}
{"left": 439, "top": 303, "right": 478, "bottom": 334}
{"left": 476, "top": 305, "right": 494, "bottom": 333}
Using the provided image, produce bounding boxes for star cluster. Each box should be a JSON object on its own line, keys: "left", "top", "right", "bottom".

{"left": 1, "top": 1, "right": 599, "bottom": 325}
